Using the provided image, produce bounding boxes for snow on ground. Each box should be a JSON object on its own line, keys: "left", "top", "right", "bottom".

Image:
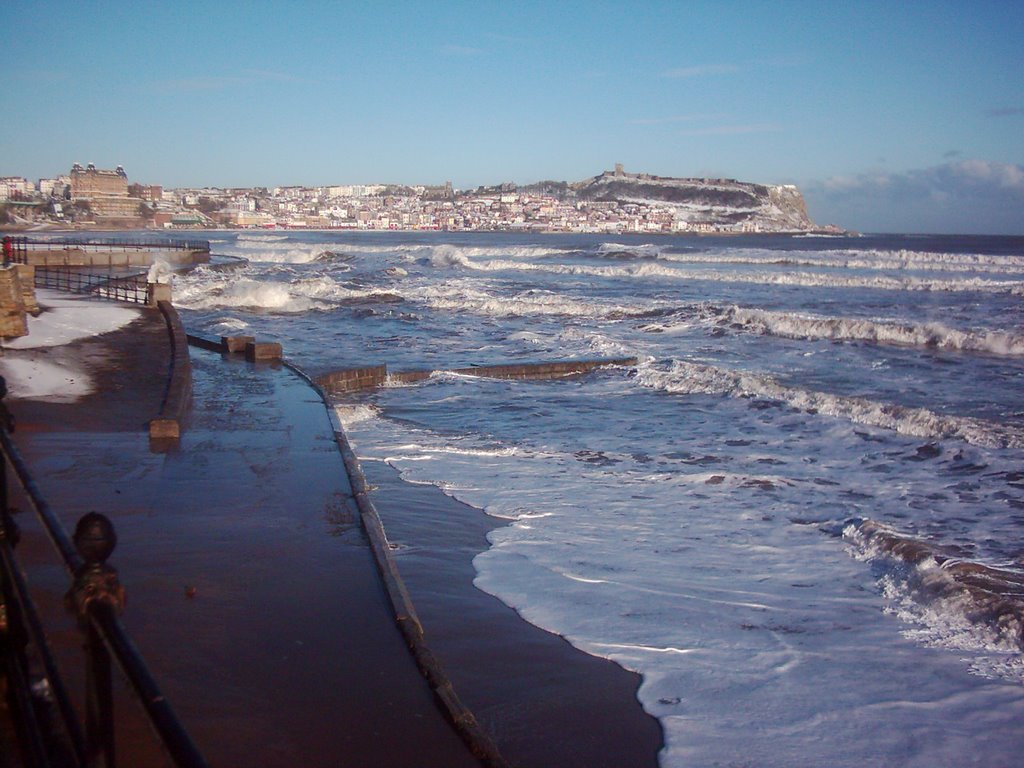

{"left": 0, "top": 357, "right": 93, "bottom": 402}
{"left": 0, "top": 290, "right": 140, "bottom": 401}
{"left": 3, "top": 290, "right": 140, "bottom": 349}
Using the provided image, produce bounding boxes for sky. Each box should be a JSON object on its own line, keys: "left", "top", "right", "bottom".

{"left": 4, "top": 1, "right": 1023, "bottom": 234}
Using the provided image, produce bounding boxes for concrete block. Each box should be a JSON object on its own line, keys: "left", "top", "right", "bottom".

{"left": 149, "top": 418, "right": 180, "bottom": 439}
{"left": 148, "top": 282, "right": 172, "bottom": 306}
{"left": 245, "top": 341, "right": 283, "bottom": 362}
{"left": 222, "top": 335, "right": 255, "bottom": 353}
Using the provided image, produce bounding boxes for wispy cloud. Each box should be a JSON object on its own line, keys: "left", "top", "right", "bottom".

{"left": 440, "top": 43, "right": 483, "bottom": 57}
{"left": 627, "top": 113, "right": 726, "bottom": 125}
{"left": 987, "top": 106, "right": 1024, "bottom": 117}
{"left": 677, "top": 123, "right": 782, "bottom": 136}
{"left": 661, "top": 63, "right": 739, "bottom": 79}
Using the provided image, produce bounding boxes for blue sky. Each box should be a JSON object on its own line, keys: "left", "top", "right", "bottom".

{"left": 4, "top": 1, "right": 1023, "bottom": 233}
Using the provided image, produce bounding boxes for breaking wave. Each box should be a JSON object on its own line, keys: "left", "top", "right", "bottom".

{"left": 642, "top": 247, "right": 1024, "bottom": 274}
{"left": 595, "top": 242, "right": 672, "bottom": 259}
{"left": 236, "top": 232, "right": 288, "bottom": 242}
{"left": 331, "top": 403, "right": 381, "bottom": 429}
{"left": 428, "top": 250, "right": 1024, "bottom": 294}
{"left": 703, "top": 306, "right": 1024, "bottom": 356}
{"left": 844, "top": 519, "right": 1024, "bottom": 679}
{"left": 404, "top": 282, "right": 652, "bottom": 319}
{"left": 633, "top": 359, "right": 1024, "bottom": 448}
{"left": 586, "top": 243, "right": 1024, "bottom": 273}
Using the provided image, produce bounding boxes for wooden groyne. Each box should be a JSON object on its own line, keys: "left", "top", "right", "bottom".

{"left": 315, "top": 357, "right": 638, "bottom": 395}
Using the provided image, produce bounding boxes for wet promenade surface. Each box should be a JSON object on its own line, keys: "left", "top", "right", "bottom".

{"left": 9, "top": 337, "right": 478, "bottom": 767}
{"left": 5, "top": 308, "right": 662, "bottom": 767}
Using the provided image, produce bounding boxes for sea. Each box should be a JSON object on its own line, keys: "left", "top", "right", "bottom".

{"left": 166, "top": 229, "right": 1023, "bottom": 767}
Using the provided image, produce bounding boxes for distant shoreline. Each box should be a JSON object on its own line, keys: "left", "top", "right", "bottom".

{"left": 4, "top": 222, "right": 858, "bottom": 238}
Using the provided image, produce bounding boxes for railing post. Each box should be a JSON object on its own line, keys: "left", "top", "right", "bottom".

{"left": 0, "top": 377, "right": 9, "bottom": 516}
{"left": 68, "top": 513, "right": 125, "bottom": 768}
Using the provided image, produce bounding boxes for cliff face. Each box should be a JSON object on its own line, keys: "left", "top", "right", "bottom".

{"left": 518, "top": 169, "right": 821, "bottom": 232}
{"left": 569, "top": 170, "right": 817, "bottom": 231}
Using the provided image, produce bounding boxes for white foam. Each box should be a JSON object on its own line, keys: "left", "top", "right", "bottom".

{"left": 596, "top": 242, "right": 670, "bottom": 258}
{"left": 344, "top": 404, "right": 1024, "bottom": 767}
{"left": 146, "top": 259, "right": 174, "bottom": 284}
{"left": 633, "top": 359, "right": 1024, "bottom": 448}
{"left": 427, "top": 249, "right": 1024, "bottom": 294}
{"left": 332, "top": 404, "right": 381, "bottom": 428}
{"left": 844, "top": 524, "right": 1024, "bottom": 683}
{"left": 723, "top": 306, "right": 1024, "bottom": 356}
{"left": 226, "top": 239, "right": 339, "bottom": 264}
{"left": 649, "top": 247, "right": 1024, "bottom": 275}
{"left": 405, "top": 281, "right": 651, "bottom": 319}
{"left": 210, "top": 316, "right": 250, "bottom": 333}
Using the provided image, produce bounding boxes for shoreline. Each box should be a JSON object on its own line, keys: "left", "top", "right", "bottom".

{"left": 5, "top": 222, "right": 854, "bottom": 237}
{"left": 358, "top": 454, "right": 664, "bottom": 767}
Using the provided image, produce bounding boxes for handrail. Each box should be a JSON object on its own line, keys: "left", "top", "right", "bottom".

{"left": 0, "top": 429, "right": 83, "bottom": 572}
{"left": 0, "top": 515, "right": 88, "bottom": 764}
{"left": 5, "top": 236, "right": 210, "bottom": 253}
{"left": 0, "top": 415, "right": 209, "bottom": 767}
{"left": 33, "top": 267, "right": 151, "bottom": 305}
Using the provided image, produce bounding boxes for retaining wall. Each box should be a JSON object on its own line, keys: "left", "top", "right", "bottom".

{"left": 149, "top": 300, "right": 193, "bottom": 440}
{"left": 22, "top": 249, "right": 209, "bottom": 268}
{"left": 316, "top": 357, "right": 638, "bottom": 395}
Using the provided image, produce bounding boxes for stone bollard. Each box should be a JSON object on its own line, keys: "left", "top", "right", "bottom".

{"left": 245, "top": 341, "right": 283, "bottom": 362}
{"left": 147, "top": 282, "right": 172, "bottom": 307}
{"left": 221, "top": 335, "right": 255, "bottom": 354}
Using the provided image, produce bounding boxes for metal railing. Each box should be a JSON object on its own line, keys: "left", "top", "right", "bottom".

{"left": 33, "top": 267, "right": 151, "bottom": 305}
{"left": 2, "top": 235, "right": 164, "bottom": 305}
{"left": 3, "top": 236, "right": 210, "bottom": 256}
{"left": 0, "top": 384, "right": 208, "bottom": 767}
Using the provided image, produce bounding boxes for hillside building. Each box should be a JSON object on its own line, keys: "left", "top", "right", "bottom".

{"left": 69, "top": 163, "right": 141, "bottom": 218}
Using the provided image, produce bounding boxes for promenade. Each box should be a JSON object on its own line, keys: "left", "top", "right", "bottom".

{"left": 1, "top": 296, "right": 662, "bottom": 766}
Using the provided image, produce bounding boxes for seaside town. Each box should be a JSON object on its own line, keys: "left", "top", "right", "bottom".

{"left": 0, "top": 163, "right": 825, "bottom": 235}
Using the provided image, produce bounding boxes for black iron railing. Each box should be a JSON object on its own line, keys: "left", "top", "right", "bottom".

{"left": 3, "top": 236, "right": 210, "bottom": 256}
{"left": 0, "top": 386, "right": 208, "bottom": 768}
{"left": 33, "top": 267, "right": 151, "bottom": 305}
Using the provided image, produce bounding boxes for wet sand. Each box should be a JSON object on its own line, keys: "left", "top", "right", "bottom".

{"left": 360, "top": 456, "right": 664, "bottom": 766}
{"left": 3, "top": 308, "right": 663, "bottom": 766}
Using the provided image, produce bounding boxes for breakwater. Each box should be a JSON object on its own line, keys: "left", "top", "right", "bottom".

{"left": 314, "top": 357, "right": 638, "bottom": 395}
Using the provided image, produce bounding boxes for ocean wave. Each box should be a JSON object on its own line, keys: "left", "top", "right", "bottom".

{"left": 331, "top": 403, "right": 381, "bottom": 428}
{"left": 224, "top": 239, "right": 345, "bottom": 264}
{"left": 592, "top": 246, "right": 1024, "bottom": 275}
{"left": 844, "top": 519, "right": 1024, "bottom": 678}
{"left": 633, "top": 359, "right": 1024, "bottom": 449}
{"left": 236, "top": 232, "right": 289, "bottom": 242}
{"left": 210, "top": 316, "right": 250, "bottom": 334}
{"left": 595, "top": 242, "right": 671, "bottom": 259}
{"left": 719, "top": 306, "right": 1024, "bottom": 356}
{"left": 427, "top": 251, "right": 1024, "bottom": 294}
{"left": 173, "top": 272, "right": 325, "bottom": 313}
{"left": 405, "top": 282, "right": 651, "bottom": 319}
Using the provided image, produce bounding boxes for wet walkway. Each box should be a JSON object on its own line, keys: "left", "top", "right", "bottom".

{"left": 9, "top": 342, "right": 479, "bottom": 767}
